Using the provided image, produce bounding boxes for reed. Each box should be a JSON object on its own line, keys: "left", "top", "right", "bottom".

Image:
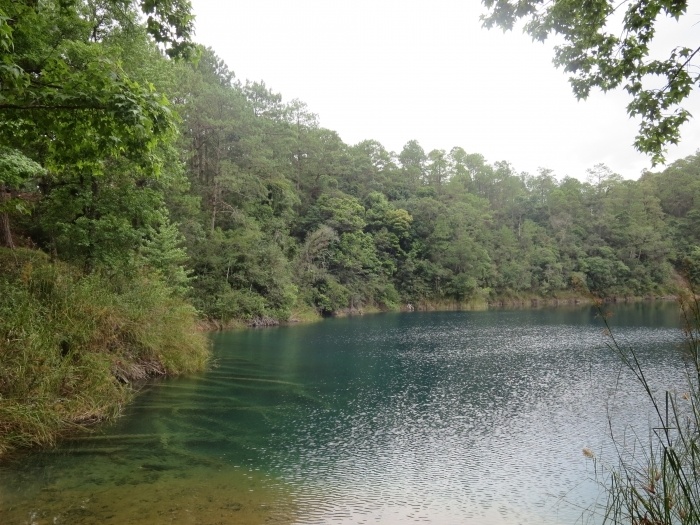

{"left": 589, "top": 293, "right": 700, "bottom": 524}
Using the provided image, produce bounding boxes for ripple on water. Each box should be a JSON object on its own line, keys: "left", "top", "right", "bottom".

{"left": 266, "top": 311, "right": 685, "bottom": 524}
{"left": 0, "top": 306, "right": 688, "bottom": 524}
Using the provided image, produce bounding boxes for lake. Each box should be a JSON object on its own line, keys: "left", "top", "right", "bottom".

{"left": 0, "top": 303, "right": 688, "bottom": 524}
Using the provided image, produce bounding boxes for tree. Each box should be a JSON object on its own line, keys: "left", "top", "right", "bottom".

{"left": 426, "top": 149, "right": 448, "bottom": 192}
{"left": 399, "top": 140, "right": 427, "bottom": 189}
{"left": 0, "top": 0, "right": 195, "bottom": 171}
{"left": 0, "top": 148, "right": 44, "bottom": 248}
{"left": 304, "top": 192, "right": 366, "bottom": 234}
{"left": 0, "top": 1, "right": 190, "bottom": 225}
{"left": 0, "top": 1, "right": 200, "bottom": 279}
{"left": 482, "top": 0, "right": 699, "bottom": 164}
{"left": 346, "top": 140, "right": 397, "bottom": 198}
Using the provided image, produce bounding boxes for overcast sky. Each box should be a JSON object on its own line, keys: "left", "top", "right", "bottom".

{"left": 189, "top": 0, "right": 700, "bottom": 181}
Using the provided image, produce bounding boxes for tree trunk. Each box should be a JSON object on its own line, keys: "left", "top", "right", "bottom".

{"left": 0, "top": 184, "right": 15, "bottom": 249}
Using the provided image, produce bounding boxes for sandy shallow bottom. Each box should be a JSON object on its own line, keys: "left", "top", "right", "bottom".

{"left": 0, "top": 461, "right": 297, "bottom": 525}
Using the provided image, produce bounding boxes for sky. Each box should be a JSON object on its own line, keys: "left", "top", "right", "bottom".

{"left": 189, "top": 0, "right": 700, "bottom": 181}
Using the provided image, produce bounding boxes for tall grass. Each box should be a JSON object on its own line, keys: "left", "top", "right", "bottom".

{"left": 0, "top": 248, "right": 210, "bottom": 456}
{"left": 591, "top": 295, "right": 700, "bottom": 524}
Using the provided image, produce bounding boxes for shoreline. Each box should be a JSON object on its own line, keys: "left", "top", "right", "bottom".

{"left": 198, "top": 292, "right": 680, "bottom": 331}
{"left": 3, "top": 277, "right": 678, "bottom": 460}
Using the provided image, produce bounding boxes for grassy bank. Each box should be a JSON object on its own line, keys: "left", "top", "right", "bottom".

{"left": 200, "top": 280, "right": 681, "bottom": 330}
{"left": 0, "top": 248, "right": 210, "bottom": 457}
{"left": 403, "top": 293, "right": 587, "bottom": 312}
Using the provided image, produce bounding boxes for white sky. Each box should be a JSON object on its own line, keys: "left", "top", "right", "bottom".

{"left": 189, "top": 0, "right": 700, "bottom": 180}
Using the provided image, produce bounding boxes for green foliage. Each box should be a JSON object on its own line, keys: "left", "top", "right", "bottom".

{"left": 683, "top": 246, "right": 700, "bottom": 287}
{"left": 481, "top": 0, "right": 699, "bottom": 164}
{"left": 166, "top": 44, "right": 697, "bottom": 320}
{"left": 306, "top": 192, "right": 367, "bottom": 233}
{"left": 139, "top": 211, "right": 192, "bottom": 294}
{"left": 0, "top": 147, "right": 46, "bottom": 247}
{"left": 189, "top": 224, "right": 297, "bottom": 323}
{"left": 308, "top": 275, "right": 350, "bottom": 316}
{"left": 0, "top": 2, "right": 188, "bottom": 190}
{"left": 3, "top": 0, "right": 697, "bottom": 330}
{"left": 0, "top": 147, "right": 45, "bottom": 188}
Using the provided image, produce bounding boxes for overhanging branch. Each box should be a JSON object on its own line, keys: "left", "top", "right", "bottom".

{"left": 0, "top": 104, "right": 108, "bottom": 111}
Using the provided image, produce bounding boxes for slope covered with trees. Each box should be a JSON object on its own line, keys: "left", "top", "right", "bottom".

{"left": 0, "top": 0, "right": 207, "bottom": 455}
{"left": 164, "top": 45, "right": 699, "bottom": 323}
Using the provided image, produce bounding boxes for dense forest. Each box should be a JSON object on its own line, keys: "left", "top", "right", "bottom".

{"left": 3, "top": 3, "right": 700, "bottom": 327}
{"left": 2, "top": 0, "right": 700, "bottom": 452}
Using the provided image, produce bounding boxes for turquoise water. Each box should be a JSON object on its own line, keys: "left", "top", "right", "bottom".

{"left": 0, "top": 303, "right": 688, "bottom": 524}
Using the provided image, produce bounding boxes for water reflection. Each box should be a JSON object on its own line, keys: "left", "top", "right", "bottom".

{"left": 0, "top": 303, "right": 687, "bottom": 524}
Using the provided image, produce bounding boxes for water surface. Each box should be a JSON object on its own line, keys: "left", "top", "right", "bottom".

{"left": 0, "top": 303, "right": 688, "bottom": 524}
